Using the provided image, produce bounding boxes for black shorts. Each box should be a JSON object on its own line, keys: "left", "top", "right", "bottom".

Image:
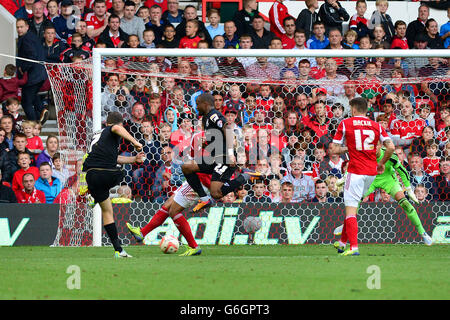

{"left": 85, "top": 168, "right": 125, "bottom": 204}
{"left": 197, "top": 162, "right": 236, "bottom": 183}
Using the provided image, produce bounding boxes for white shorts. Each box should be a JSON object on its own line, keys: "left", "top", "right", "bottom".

{"left": 173, "top": 181, "right": 210, "bottom": 209}
{"left": 343, "top": 173, "right": 376, "bottom": 208}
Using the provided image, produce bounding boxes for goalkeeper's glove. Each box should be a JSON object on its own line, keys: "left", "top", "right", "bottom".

{"left": 405, "top": 186, "right": 420, "bottom": 205}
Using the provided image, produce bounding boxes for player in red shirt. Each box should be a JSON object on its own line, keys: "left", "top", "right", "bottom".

{"left": 126, "top": 131, "right": 210, "bottom": 256}
{"left": 331, "top": 97, "right": 395, "bottom": 256}
{"left": 269, "top": 0, "right": 292, "bottom": 38}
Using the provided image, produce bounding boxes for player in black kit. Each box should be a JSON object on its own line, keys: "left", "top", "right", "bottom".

{"left": 83, "top": 112, "right": 144, "bottom": 258}
{"left": 182, "top": 93, "right": 262, "bottom": 212}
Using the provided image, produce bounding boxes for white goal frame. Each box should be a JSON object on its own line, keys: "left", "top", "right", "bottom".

{"left": 91, "top": 48, "right": 450, "bottom": 247}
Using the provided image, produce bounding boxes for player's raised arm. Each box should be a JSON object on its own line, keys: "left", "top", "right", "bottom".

{"left": 118, "top": 152, "right": 146, "bottom": 165}
{"left": 111, "top": 124, "right": 143, "bottom": 151}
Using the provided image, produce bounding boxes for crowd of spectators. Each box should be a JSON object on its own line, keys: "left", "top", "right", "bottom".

{"left": 0, "top": 0, "right": 449, "bottom": 204}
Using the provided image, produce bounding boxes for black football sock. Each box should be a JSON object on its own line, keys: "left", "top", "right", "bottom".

{"left": 184, "top": 172, "right": 208, "bottom": 198}
{"left": 220, "top": 175, "right": 246, "bottom": 196}
{"left": 104, "top": 222, "right": 122, "bottom": 252}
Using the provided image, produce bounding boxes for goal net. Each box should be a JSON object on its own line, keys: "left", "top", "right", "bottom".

{"left": 45, "top": 49, "right": 450, "bottom": 247}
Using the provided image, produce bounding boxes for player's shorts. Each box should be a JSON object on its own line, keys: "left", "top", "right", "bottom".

{"left": 196, "top": 155, "right": 236, "bottom": 183}
{"left": 173, "top": 181, "right": 210, "bottom": 209}
{"left": 343, "top": 172, "right": 376, "bottom": 208}
{"left": 85, "top": 168, "right": 124, "bottom": 204}
{"left": 364, "top": 176, "right": 403, "bottom": 198}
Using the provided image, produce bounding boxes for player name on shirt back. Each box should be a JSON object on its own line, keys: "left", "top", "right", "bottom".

{"left": 352, "top": 119, "right": 372, "bottom": 127}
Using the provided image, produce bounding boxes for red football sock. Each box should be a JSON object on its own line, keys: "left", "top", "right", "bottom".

{"left": 172, "top": 213, "right": 198, "bottom": 248}
{"left": 141, "top": 206, "right": 169, "bottom": 236}
{"left": 339, "top": 219, "right": 348, "bottom": 246}
{"left": 345, "top": 215, "right": 358, "bottom": 250}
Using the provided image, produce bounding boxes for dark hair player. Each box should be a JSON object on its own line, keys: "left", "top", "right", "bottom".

{"left": 181, "top": 92, "right": 262, "bottom": 212}
{"left": 83, "top": 112, "right": 144, "bottom": 258}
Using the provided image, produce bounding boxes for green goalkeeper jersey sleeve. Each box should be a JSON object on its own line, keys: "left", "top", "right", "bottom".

{"left": 377, "top": 148, "right": 411, "bottom": 188}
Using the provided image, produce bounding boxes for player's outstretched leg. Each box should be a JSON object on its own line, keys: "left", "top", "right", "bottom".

{"left": 167, "top": 202, "right": 202, "bottom": 256}
{"left": 100, "top": 198, "right": 132, "bottom": 258}
{"left": 218, "top": 168, "right": 263, "bottom": 197}
{"left": 182, "top": 162, "right": 211, "bottom": 205}
{"left": 126, "top": 198, "right": 172, "bottom": 242}
{"left": 397, "top": 196, "right": 432, "bottom": 246}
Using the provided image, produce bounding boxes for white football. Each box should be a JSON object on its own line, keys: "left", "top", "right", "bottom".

{"left": 243, "top": 216, "right": 262, "bottom": 233}
{"left": 159, "top": 235, "right": 180, "bottom": 254}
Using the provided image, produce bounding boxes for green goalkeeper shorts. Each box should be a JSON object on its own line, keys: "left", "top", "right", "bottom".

{"left": 364, "top": 176, "right": 403, "bottom": 198}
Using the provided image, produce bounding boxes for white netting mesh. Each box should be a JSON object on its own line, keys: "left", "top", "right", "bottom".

{"left": 46, "top": 53, "right": 450, "bottom": 246}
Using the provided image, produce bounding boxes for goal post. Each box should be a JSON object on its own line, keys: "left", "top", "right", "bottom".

{"left": 48, "top": 48, "right": 450, "bottom": 247}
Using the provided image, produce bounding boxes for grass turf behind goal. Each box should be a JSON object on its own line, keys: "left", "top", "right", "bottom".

{"left": 1, "top": 245, "right": 448, "bottom": 300}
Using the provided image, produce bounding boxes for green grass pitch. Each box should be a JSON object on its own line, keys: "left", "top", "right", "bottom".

{"left": 1, "top": 244, "right": 449, "bottom": 300}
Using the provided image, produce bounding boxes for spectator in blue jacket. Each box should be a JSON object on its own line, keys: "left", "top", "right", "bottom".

{"left": 307, "top": 21, "right": 330, "bottom": 49}
{"left": 35, "top": 162, "right": 62, "bottom": 203}
{"left": 14, "top": 0, "right": 35, "bottom": 20}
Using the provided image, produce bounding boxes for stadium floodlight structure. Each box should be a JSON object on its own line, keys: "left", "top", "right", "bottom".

{"left": 48, "top": 48, "right": 450, "bottom": 247}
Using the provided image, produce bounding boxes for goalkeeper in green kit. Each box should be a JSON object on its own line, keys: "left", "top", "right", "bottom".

{"left": 334, "top": 143, "right": 433, "bottom": 250}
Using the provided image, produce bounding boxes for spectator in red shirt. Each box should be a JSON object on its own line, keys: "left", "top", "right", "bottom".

{"left": 0, "top": 65, "right": 28, "bottom": 105}
{"left": 422, "top": 139, "right": 440, "bottom": 177}
{"left": 12, "top": 152, "right": 40, "bottom": 193}
{"left": 145, "top": 0, "right": 168, "bottom": 14}
{"left": 85, "top": 0, "right": 109, "bottom": 40}
{"left": 309, "top": 57, "right": 327, "bottom": 80}
{"left": 170, "top": 113, "right": 193, "bottom": 151}
{"left": 179, "top": 19, "right": 202, "bottom": 49}
{"left": 390, "top": 20, "right": 409, "bottom": 49}
{"left": 269, "top": 0, "right": 292, "bottom": 38}
{"left": 22, "top": 120, "right": 44, "bottom": 160}
{"left": 270, "top": 117, "right": 288, "bottom": 152}
{"left": 391, "top": 99, "right": 426, "bottom": 149}
{"left": 302, "top": 101, "right": 330, "bottom": 144}
{"left": 15, "top": 173, "right": 46, "bottom": 204}
{"left": 280, "top": 16, "right": 296, "bottom": 49}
